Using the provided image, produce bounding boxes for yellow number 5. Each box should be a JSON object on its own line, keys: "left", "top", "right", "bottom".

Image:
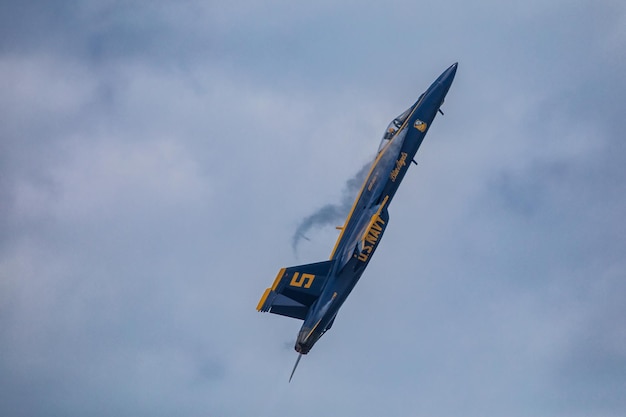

{"left": 290, "top": 272, "right": 315, "bottom": 289}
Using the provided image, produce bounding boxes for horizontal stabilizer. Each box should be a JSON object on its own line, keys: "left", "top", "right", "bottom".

{"left": 257, "top": 260, "right": 334, "bottom": 320}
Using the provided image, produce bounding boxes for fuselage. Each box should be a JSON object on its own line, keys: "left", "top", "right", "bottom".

{"left": 295, "top": 63, "right": 458, "bottom": 354}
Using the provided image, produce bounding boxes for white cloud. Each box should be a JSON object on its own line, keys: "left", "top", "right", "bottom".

{"left": 47, "top": 137, "right": 211, "bottom": 220}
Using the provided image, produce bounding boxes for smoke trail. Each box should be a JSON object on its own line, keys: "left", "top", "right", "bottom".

{"left": 291, "top": 160, "right": 372, "bottom": 253}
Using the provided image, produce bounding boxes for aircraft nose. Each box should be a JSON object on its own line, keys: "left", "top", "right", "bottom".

{"left": 437, "top": 62, "right": 458, "bottom": 88}
{"left": 424, "top": 62, "right": 458, "bottom": 105}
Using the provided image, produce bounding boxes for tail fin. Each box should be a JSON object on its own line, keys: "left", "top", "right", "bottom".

{"left": 256, "top": 260, "right": 334, "bottom": 320}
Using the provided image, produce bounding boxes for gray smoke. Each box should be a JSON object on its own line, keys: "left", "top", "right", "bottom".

{"left": 292, "top": 161, "right": 372, "bottom": 253}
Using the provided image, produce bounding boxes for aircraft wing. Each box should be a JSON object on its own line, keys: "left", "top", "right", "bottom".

{"left": 257, "top": 260, "right": 335, "bottom": 320}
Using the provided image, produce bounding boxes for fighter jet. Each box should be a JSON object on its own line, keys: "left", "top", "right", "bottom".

{"left": 257, "top": 63, "right": 458, "bottom": 380}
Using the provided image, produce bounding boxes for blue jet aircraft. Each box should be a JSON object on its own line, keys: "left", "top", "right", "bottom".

{"left": 257, "top": 63, "right": 458, "bottom": 380}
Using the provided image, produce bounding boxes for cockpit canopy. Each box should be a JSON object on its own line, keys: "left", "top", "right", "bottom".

{"left": 377, "top": 106, "right": 413, "bottom": 152}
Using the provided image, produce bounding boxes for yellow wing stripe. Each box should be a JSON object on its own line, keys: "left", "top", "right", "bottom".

{"left": 365, "top": 195, "right": 389, "bottom": 232}
{"left": 329, "top": 101, "right": 422, "bottom": 260}
{"left": 329, "top": 153, "right": 387, "bottom": 258}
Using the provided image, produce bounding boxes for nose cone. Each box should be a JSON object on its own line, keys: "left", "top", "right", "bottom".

{"left": 421, "top": 62, "right": 458, "bottom": 111}
{"left": 446, "top": 62, "right": 458, "bottom": 76}
{"left": 435, "top": 62, "right": 458, "bottom": 92}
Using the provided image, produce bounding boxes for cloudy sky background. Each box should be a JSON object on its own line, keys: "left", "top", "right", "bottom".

{"left": 1, "top": 1, "right": 625, "bottom": 416}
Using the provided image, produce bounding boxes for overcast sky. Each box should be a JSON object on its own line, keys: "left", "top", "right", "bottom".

{"left": 1, "top": 1, "right": 625, "bottom": 416}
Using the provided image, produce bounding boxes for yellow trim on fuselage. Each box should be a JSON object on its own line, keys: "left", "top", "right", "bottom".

{"left": 306, "top": 320, "right": 321, "bottom": 340}
{"left": 305, "top": 292, "right": 338, "bottom": 340}
{"left": 367, "top": 195, "right": 389, "bottom": 230}
{"left": 329, "top": 102, "right": 421, "bottom": 260}
{"left": 329, "top": 145, "right": 392, "bottom": 259}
